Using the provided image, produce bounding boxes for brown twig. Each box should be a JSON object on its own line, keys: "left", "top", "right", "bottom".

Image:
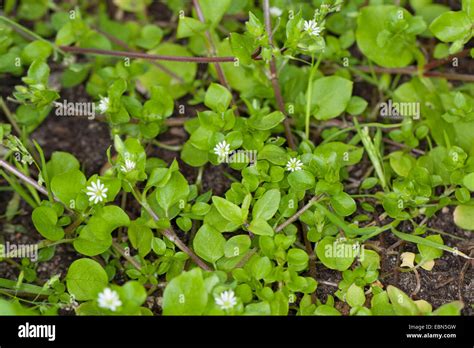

{"left": 138, "top": 195, "right": 211, "bottom": 271}
{"left": 262, "top": 0, "right": 296, "bottom": 150}
{"left": 424, "top": 48, "right": 471, "bottom": 71}
{"left": 92, "top": 26, "right": 185, "bottom": 83}
{"left": 191, "top": 0, "right": 228, "bottom": 86}
{"left": 411, "top": 268, "right": 421, "bottom": 297}
{"left": 234, "top": 248, "right": 258, "bottom": 269}
{"left": 275, "top": 196, "right": 320, "bottom": 233}
{"left": 0, "top": 159, "right": 54, "bottom": 200}
{"left": 165, "top": 117, "right": 190, "bottom": 127}
{"left": 112, "top": 240, "right": 142, "bottom": 271}
{"left": 458, "top": 249, "right": 473, "bottom": 302}
{"left": 357, "top": 66, "right": 474, "bottom": 82}
{"left": 382, "top": 138, "right": 425, "bottom": 155}
{"left": 0, "top": 97, "right": 22, "bottom": 136}
{"left": 301, "top": 222, "right": 318, "bottom": 303}
{"left": 60, "top": 46, "right": 236, "bottom": 63}
{"left": 191, "top": 0, "right": 239, "bottom": 114}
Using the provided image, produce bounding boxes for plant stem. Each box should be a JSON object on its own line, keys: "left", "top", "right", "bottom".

{"left": 191, "top": 0, "right": 237, "bottom": 113}
{"left": 357, "top": 66, "right": 474, "bottom": 82}
{"left": 305, "top": 54, "right": 323, "bottom": 139}
{"left": 165, "top": 117, "right": 190, "bottom": 126}
{"left": 59, "top": 45, "right": 235, "bottom": 63}
{"left": 130, "top": 186, "right": 211, "bottom": 271}
{"left": 0, "top": 97, "right": 22, "bottom": 136}
{"left": 0, "top": 158, "right": 55, "bottom": 201}
{"left": 152, "top": 140, "right": 182, "bottom": 151}
{"left": 112, "top": 241, "right": 142, "bottom": 271}
{"left": 92, "top": 26, "right": 185, "bottom": 83}
{"left": 275, "top": 196, "right": 320, "bottom": 233}
{"left": 262, "top": 0, "right": 296, "bottom": 150}
{"left": 195, "top": 166, "right": 204, "bottom": 192}
{"left": 0, "top": 16, "right": 65, "bottom": 56}
{"left": 424, "top": 48, "right": 471, "bottom": 71}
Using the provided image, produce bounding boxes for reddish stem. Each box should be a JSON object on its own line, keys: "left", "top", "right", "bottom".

{"left": 60, "top": 45, "right": 235, "bottom": 63}
{"left": 263, "top": 0, "right": 296, "bottom": 150}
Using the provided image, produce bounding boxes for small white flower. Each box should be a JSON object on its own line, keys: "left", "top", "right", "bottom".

{"left": 303, "top": 19, "right": 322, "bottom": 37}
{"left": 215, "top": 290, "right": 237, "bottom": 310}
{"left": 86, "top": 179, "right": 108, "bottom": 204}
{"left": 286, "top": 158, "right": 303, "bottom": 172}
{"left": 97, "top": 288, "right": 122, "bottom": 311}
{"left": 120, "top": 159, "right": 136, "bottom": 173}
{"left": 269, "top": 6, "right": 283, "bottom": 17}
{"left": 97, "top": 97, "right": 110, "bottom": 114}
{"left": 213, "top": 141, "right": 230, "bottom": 161}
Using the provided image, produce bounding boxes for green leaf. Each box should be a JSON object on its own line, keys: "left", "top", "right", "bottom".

{"left": 252, "top": 189, "right": 281, "bottom": 220}
{"left": 389, "top": 151, "right": 416, "bottom": 177}
{"left": 346, "top": 96, "right": 368, "bottom": 116}
{"left": 392, "top": 229, "right": 470, "bottom": 258}
{"left": 464, "top": 0, "right": 474, "bottom": 20}
{"left": 346, "top": 284, "right": 366, "bottom": 307}
{"left": 429, "top": 11, "right": 471, "bottom": 42}
{"left": 155, "top": 171, "right": 189, "bottom": 215}
{"left": 162, "top": 268, "right": 208, "bottom": 315}
{"left": 74, "top": 206, "right": 130, "bottom": 256}
{"left": 248, "top": 111, "right": 285, "bottom": 131}
{"left": 454, "top": 205, "right": 474, "bottom": 231}
{"left": 258, "top": 144, "right": 289, "bottom": 166}
{"left": 113, "top": 0, "right": 147, "bottom": 12}
{"left": 32, "top": 206, "right": 64, "bottom": 241}
{"left": 431, "top": 301, "right": 464, "bottom": 315}
{"left": 360, "top": 177, "right": 378, "bottom": 190}
{"left": 212, "top": 196, "right": 244, "bottom": 225}
{"left": 462, "top": 172, "right": 474, "bottom": 191}
{"left": 136, "top": 25, "right": 163, "bottom": 49}
{"left": 204, "top": 83, "right": 232, "bottom": 112}
{"left": 287, "top": 248, "right": 309, "bottom": 271}
{"left": 356, "top": 6, "right": 417, "bottom": 67}
{"left": 46, "top": 152, "right": 80, "bottom": 178}
{"left": 315, "top": 236, "right": 355, "bottom": 271}
{"left": 51, "top": 169, "right": 86, "bottom": 206}
{"left": 128, "top": 220, "right": 153, "bottom": 257}
{"left": 311, "top": 76, "right": 353, "bottom": 120}
{"left": 250, "top": 256, "right": 272, "bottom": 280}
{"left": 314, "top": 305, "right": 341, "bottom": 315}
{"left": 361, "top": 249, "right": 381, "bottom": 271}
{"left": 152, "top": 237, "right": 167, "bottom": 256}
{"left": 224, "top": 235, "right": 251, "bottom": 258}
{"left": 248, "top": 218, "right": 274, "bottom": 236}
{"left": 142, "top": 86, "right": 174, "bottom": 121}
{"left": 21, "top": 40, "right": 52, "bottom": 65}
{"left": 330, "top": 192, "right": 356, "bottom": 217}
{"left": 177, "top": 17, "right": 208, "bottom": 39}
{"left": 193, "top": 224, "right": 225, "bottom": 263}
{"left": 418, "top": 234, "right": 444, "bottom": 261}
{"left": 199, "top": 0, "right": 231, "bottom": 26}
{"left": 387, "top": 285, "right": 419, "bottom": 315}
{"left": 288, "top": 170, "right": 315, "bottom": 191}
{"left": 66, "top": 258, "right": 108, "bottom": 301}
{"left": 138, "top": 43, "right": 197, "bottom": 99}
{"left": 230, "top": 33, "right": 253, "bottom": 65}
{"left": 26, "top": 60, "right": 49, "bottom": 85}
